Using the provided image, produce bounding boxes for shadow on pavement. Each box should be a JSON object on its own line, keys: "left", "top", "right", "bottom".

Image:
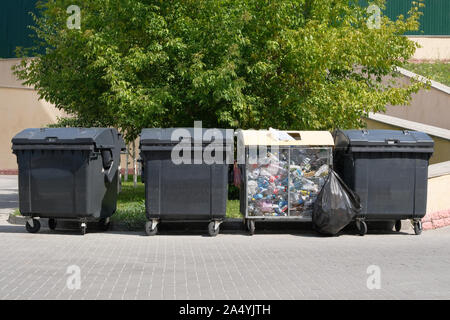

{"left": 0, "top": 218, "right": 412, "bottom": 237}
{"left": 0, "top": 224, "right": 26, "bottom": 234}
{"left": 0, "top": 193, "right": 19, "bottom": 210}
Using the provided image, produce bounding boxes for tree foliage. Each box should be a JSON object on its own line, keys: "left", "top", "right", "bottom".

{"left": 14, "top": 0, "right": 425, "bottom": 142}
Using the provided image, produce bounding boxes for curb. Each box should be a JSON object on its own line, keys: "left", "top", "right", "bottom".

{"left": 0, "top": 170, "right": 18, "bottom": 175}
{"left": 422, "top": 209, "right": 450, "bottom": 230}
{"left": 7, "top": 214, "right": 26, "bottom": 226}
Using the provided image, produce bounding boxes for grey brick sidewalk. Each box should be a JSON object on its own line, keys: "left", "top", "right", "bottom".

{"left": 0, "top": 222, "right": 449, "bottom": 300}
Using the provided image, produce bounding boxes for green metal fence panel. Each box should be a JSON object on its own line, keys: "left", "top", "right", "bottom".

{"left": 0, "top": 0, "right": 39, "bottom": 58}
{"left": 0, "top": 0, "right": 448, "bottom": 58}
{"left": 417, "top": 0, "right": 450, "bottom": 36}
{"left": 359, "top": 0, "right": 450, "bottom": 36}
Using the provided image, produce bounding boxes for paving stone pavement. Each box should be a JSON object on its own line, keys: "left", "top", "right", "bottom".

{"left": 0, "top": 176, "right": 18, "bottom": 223}
{"left": 0, "top": 221, "right": 449, "bottom": 300}
{"left": 1, "top": 175, "right": 449, "bottom": 300}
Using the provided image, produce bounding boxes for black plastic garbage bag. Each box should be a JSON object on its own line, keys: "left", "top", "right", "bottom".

{"left": 312, "top": 170, "right": 362, "bottom": 235}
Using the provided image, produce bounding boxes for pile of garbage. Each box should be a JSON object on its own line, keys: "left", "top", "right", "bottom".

{"left": 247, "top": 148, "right": 330, "bottom": 217}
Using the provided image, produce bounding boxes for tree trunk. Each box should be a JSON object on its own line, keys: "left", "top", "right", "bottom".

{"left": 125, "top": 144, "right": 129, "bottom": 182}
{"left": 133, "top": 141, "right": 137, "bottom": 188}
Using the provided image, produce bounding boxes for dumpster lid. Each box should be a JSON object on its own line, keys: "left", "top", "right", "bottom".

{"left": 12, "top": 128, "right": 123, "bottom": 149}
{"left": 238, "top": 129, "right": 334, "bottom": 146}
{"left": 140, "top": 128, "right": 233, "bottom": 145}
{"left": 335, "top": 130, "right": 434, "bottom": 148}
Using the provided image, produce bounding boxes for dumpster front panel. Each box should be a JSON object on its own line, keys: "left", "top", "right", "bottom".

{"left": 16, "top": 148, "right": 112, "bottom": 218}
{"left": 17, "top": 149, "right": 90, "bottom": 217}
{"left": 161, "top": 161, "right": 212, "bottom": 216}
{"left": 142, "top": 149, "right": 228, "bottom": 221}
{"left": 12, "top": 128, "right": 123, "bottom": 221}
{"left": 334, "top": 130, "right": 433, "bottom": 220}
{"left": 352, "top": 152, "right": 430, "bottom": 219}
{"left": 210, "top": 164, "right": 229, "bottom": 219}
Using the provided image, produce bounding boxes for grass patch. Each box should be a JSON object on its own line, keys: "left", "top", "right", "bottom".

{"left": 113, "top": 176, "right": 244, "bottom": 227}
{"left": 226, "top": 200, "right": 242, "bottom": 219}
{"left": 404, "top": 62, "right": 450, "bottom": 87}
{"left": 111, "top": 177, "right": 147, "bottom": 229}
{"left": 13, "top": 209, "right": 20, "bottom": 216}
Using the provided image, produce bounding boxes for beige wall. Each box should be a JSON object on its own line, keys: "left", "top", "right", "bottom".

{"left": 365, "top": 118, "right": 450, "bottom": 165}
{"left": 427, "top": 174, "right": 450, "bottom": 214}
{"left": 383, "top": 76, "right": 450, "bottom": 130}
{"left": 0, "top": 59, "right": 136, "bottom": 172}
{"left": 0, "top": 58, "right": 28, "bottom": 88}
{"left": 0, "top": 87, "right": 65, "bottom": 170}
{"left": 408, "top": 37, "right": 450, "bottom": 62}
{"left": 0, "top": 58, "right": 65, "bottom": 171}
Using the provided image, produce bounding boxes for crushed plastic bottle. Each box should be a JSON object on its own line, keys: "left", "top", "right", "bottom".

{"left": 315, "top": 164, "right": 329, "bottom": 177}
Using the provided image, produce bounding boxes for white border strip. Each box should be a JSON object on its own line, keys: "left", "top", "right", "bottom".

{"left": 396, "top": 66, "right": 450, "bottom": 95}
{"left": 0, "top": 84, "right": 34, "bottom": 90}
{"left": 428, "top": 161, "right": 450, "bottom": 178}
{"left": 368, "top": 112, "right": 450, "bottom": 141}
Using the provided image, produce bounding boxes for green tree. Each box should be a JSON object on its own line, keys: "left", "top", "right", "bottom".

{"left": 14, "top": 0, "right": 425, "bottom": 142}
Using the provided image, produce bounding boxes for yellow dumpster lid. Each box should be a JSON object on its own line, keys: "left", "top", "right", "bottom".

{"left": 237, "top": 129, "right": 334, "bottom": 146}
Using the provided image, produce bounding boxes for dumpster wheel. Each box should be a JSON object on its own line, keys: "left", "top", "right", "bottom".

{"left": 394, "top": 220, "right": 402, "bottom": 232}
{"left": 48, "top": 218, "right": 57, "bottom": 231}
{"left": 208, "top": 221, "right": 221, "bottom": 237}
{"left": 356, "top": 220, "right": 367, "bottom": 236}
{"left": 246, "top": 220, "right": 255, "bottom": 236}
{"left": 413, "top": 220, "right": 422, "bottom": 236}
{"left": 145, "top": 220, "right": 159, "bottom": 236}
{"left": 80, "top": 222, "right": 87, "bottom": 236}
{"left": 25, "top": 219, "right": 40, "bottom": 234}
{"left": 99, "top": 218, "right": 111, "bottom": 232}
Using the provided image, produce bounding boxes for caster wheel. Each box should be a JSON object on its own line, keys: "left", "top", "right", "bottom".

{"left": 48, "top": 218, "right": 57, "bottom": 231}
{"left": 356, "top": 220, "right": 367, "bottom": 236}
{"left": 394, "top": 220, "right": 402, "bottom": 232}
{"left": 25, "top": 219, "right": 41, "bottom": 234}
{"left": 247, "top": 220, "right": 255, "bottom": 236}
{"left": 414, "top": 221, "right": 422, "bottom": 235}
{"left": 145, "top": 221, "right": 158, "bottom": 236}
{"left": 80, "top": 224, "right": 87, "bottom": 235}
{"left": 208, "top": 222, "right": 220, "bottom": 237}
{"left": 99, "top": 218, "right": 110, "bottom": 232}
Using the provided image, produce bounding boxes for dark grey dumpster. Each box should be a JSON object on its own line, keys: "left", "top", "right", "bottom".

{"left": 140, "top": 128, "right": 232, "bottom": 236}
{"left": 12, "top": 128, "right": 125, "bottom": 235}
{"left": 333, "top": 129, "right": 434, "bottom": 235}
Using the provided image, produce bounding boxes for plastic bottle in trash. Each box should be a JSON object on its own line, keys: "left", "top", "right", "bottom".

{"left": 252, "top": 193, "right": 264, "bottom": 200}
{"left": 291, "top": 168, "right": 303, "bottom": 180}
{"left": 257, "top": 177, "right": 269, "bottom": 188}
{"left": 247, "top": 180, "right": 258, "bottom": 195}
{"left": 301, "top": 177, "right": 318, "bottom": 192}
{"left": 258, "top": 200, "right": 274, "bottom": 213}
{"left": 248, "top": 167, "right": 260, "bottom": 180}
{"left": 291, "top": 180, "right": 302, "bottom": 190}
{"left": 278, "top": 200, "right": 287, "bottom": 208}
{"left": 269, "top": 175, "right": 280, "bottom": 183}
{"left": 314, "top": 164, "right": 329, "bottom": 177}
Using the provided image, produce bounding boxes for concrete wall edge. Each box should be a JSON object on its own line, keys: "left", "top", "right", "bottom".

{"left": 367, "top": 113, "right": 450, "bottom": 141}
{"left": 396, "top": 67, "right": 450, "bottom": 95}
